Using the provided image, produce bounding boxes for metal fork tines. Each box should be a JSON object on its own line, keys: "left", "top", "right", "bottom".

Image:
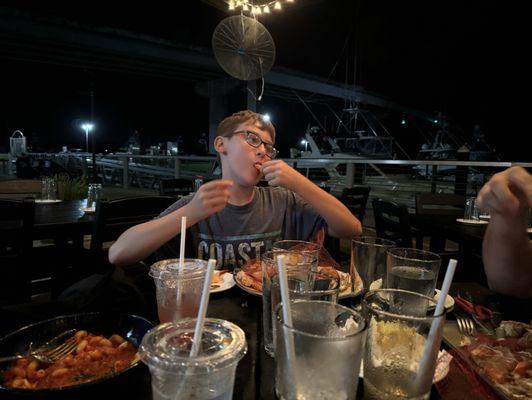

{"left": 456, "top": 315, "right": 476, "bottom": 336}
{"left": 36, "top": 335, "right": 79, "bottom": 363}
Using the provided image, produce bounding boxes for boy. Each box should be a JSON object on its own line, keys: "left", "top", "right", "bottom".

{"left": 109, "top": 110, "right": 362, "bottom": 269}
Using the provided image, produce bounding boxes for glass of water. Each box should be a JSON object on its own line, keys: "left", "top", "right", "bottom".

{"left": 351, "top": 237, "right": 395, "bottom": 295}
{"left": 464, "top": 196, "right": 480, "bottom": 220}
{"left": 86, "top": 183, "right": 102, "bottom": 209}
{"left": 386, "top": 248, "right": 441, "bottom": 299}
{"left": 274, "top": 300, "right": 366, "bottom": 400}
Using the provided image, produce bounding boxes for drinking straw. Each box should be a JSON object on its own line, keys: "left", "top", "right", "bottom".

{"left": 276, "top": 254, "right": 299, "bottom": 393}
{"left": 178, "top": 216, "right": 187, "bottom": 273}
{"left": 174, "top": 258, "right": 216, "bottom": 400}
{"left": 190, "top": 258, "right": 217, "bottom": 357}
{"left": 416, "top": 258, "right": 457, "bottom": 389}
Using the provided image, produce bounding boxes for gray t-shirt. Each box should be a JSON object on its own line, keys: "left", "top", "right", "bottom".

{"left": 157, "top": 186, "right": 326, "bottom": 270}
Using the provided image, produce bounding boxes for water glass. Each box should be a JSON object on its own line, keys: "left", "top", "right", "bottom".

{"left": 362, "top": 289, "right": 447, "bottom": 400}
{"left": 87, "top": 183, "right": 102, "bottom": 209}
{"left": 464, "top": 196, "right": 480, "bottom": 220}
{"left": 386, "top": 248, "right": 441, "bottom": 299}
{"left": 41, "top": 177, "right": 57, "bottom": 200}
{"left": 272, "top": 240, "right": 320, "bottom": 272}
{"left": 351, "top": 237, "right": 395, "bottom": 294}
{"left": 262, "top": 250, "right": 337, "bottom": 357}
{"left": 274, "top": 300, "right": 366, "bottom": 400}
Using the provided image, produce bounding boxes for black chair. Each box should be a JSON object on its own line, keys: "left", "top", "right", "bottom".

{"left": 340, "top": 186, "right": 371, "bottom": 222}
{"left": 372, "top": 198, "right": 420, "bottom": 248}
{"left": 158, "top": 178, "right": 193, "bottom": 197}
{"left": 415, "top": 193, "right": 465, "bottom": 216}
{"left": 415, "top": 193, "right": 463, "bottom": 261}
{"left": 90, "top": 196, "right": 178, "bottom": 259}
{"left": 0, "top": 198, "right": 35, "bottom": 305}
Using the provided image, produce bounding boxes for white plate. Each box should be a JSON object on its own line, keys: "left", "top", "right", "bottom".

{"left": 339, "top": 271, "right": 363, "bottom": 299}
{"left": 210, "top": 272, "right": 235, "bottom": 293}
{"left": 80, "top": 206, "right": 96, "bottom": 213}
{"left": 35, "top": 199, "right": 62, "bottom": 204}
{"left": 434, "top": 289, "right": 455, "bottom": 311}
{"left": 456, "top": 218, "right": 488, "bottom": 225}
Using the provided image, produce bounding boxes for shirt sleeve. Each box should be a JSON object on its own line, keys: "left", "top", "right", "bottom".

{"left": 283, "top": 189, "right": 327, "bottom": 241}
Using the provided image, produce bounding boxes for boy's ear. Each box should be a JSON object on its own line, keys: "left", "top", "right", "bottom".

{"left": 214, "top": 136, "right": 227, "bottom": 154}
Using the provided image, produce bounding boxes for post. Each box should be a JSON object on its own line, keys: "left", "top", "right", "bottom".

{"left": 90, "top": 79, "right": 97, "bottom": 183}
{"left": 123, "top": 156, "right": 129, "bottom": 189}
{"left": 247, "top": 80, "right": 257, "bottom": 111}
{"left": 174, "top": 157, "right": 181, "bottom": 179}
{"left": 430, "top": 165, "right": 438, "bottom": 193}
{"left": 346, "top": 162, "right": 355, "bottom": 188}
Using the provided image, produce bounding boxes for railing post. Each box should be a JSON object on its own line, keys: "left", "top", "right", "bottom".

{"left": 123, "top": 156, "right": 129, "bottom": 189}
{"left": 430, "top": 164, "right": 438, "bottom": 193}
{"left": 174, "top": 157, "right": 181, "bottom": 178}
{"left": 346, "top": 162, "right": 355, "bottom": 188}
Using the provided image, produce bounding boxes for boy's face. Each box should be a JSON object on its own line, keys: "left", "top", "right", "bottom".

{"left": 218, "top": 119, "right": 274, "bottom": 187}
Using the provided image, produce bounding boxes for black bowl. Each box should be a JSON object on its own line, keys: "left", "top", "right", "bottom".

{"left": 0, "top": 312, "right": 154, "bottom": 399}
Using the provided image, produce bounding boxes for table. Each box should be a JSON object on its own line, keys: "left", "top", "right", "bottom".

{"left": 33, "top": 199, "right": 94, "bottom": 240}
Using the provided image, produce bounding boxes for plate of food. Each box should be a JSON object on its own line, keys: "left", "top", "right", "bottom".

{"left": 210, "top": 270, "right": 235, "bottom": 293}
{"left": 445, "top": 320, "right": 532, "bottom": 400}
{"left": 0, "top": 312, "right": 153, "bottom": 395}
{"left": 233, "top": 259, "right": 361, "bottom": 298}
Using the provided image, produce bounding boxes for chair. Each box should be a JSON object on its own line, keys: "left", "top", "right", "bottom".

{"left": 415, "top": 193, "right": 465, "bottom": 216}
{"left": 90, "top": 196, "right": 178, "bottom": 264}
{"left": 340, "top": 186, "right": 371, "bottom": 221}
{"left": 0, "top": 198, "right": 35, "bottom": 304}
{"left": 372, "top": 198, "right": 420, "bottom": 248}
{"left": 158, "top": 178, "right": 193, "bottom": 197}
{"left": 415, "top": 193, "right": 463, "bottom": 260}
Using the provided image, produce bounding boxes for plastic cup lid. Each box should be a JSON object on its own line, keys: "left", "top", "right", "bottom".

{"left": 139, "top": 318, "right": 247, "bottom": 374}
{"left": 149, "top": 258, "right": 207, "bottom": 281}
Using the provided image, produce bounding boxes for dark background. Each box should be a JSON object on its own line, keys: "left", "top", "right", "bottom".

{"left": 0, "top": 0, "right": 528, "bottom": 160}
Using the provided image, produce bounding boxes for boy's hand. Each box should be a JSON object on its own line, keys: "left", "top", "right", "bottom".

{"left": 184, "top": 180, "right": 233, "bottom": 221}
{"left": 262, "top": 160, "right": 307, "bottom": 192}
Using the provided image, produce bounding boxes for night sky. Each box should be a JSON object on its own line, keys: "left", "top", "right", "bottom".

{"left": 0, "top": 0, "right": 528, "bottom": 160}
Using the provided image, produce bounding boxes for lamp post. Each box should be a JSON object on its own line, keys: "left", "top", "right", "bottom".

{"left": 81, "top": 123, "right": 94, "bottom": 153}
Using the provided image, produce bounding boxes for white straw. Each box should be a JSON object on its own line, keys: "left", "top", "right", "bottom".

{"left": 416, "top": 258, "right": 457, "bottom": 389}
{"left": 276, "top": 255, "right": 298, "bottom": 390}
{"left": 189, "top": 258, "right": 216, "bottom": 357}
{"left": 178, "top": 216, "right": 187, "bottom": 273}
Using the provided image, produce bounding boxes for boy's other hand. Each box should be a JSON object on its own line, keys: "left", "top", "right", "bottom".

{"left": 185, "top": 180, "right": 233, "bottom": 221}
{"left": 262, "top": 160, "right": 306, "bottom": 191}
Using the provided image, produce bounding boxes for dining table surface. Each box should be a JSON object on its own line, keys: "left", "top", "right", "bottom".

{"left": 1, "top": 272, "right": 531, "bottom": 400}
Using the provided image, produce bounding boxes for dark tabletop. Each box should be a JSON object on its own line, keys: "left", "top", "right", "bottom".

{"left": 33, "top": 200, "right": 94, "bottom": 239}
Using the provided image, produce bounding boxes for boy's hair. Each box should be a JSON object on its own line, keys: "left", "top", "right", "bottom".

{"left": 216, "top": 110, "right": 276, "bottom": 143}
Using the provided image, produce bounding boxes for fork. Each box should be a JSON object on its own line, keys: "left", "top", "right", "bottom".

{"left": 456, "top": 315, "right": 476, "bottom": 336}
{"left": 0, "top": 329, "right": 78, "bottom": 364}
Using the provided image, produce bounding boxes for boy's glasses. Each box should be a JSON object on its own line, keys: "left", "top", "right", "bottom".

{"left": 233, "top": 130, "right": 278, "bottom": 159}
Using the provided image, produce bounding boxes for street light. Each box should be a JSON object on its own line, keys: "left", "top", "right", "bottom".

{"left": 300, "top": 139, "right": 308, "bottom": 152}
{"left": 81, "top": 123, "right": 94, "bottom": 153}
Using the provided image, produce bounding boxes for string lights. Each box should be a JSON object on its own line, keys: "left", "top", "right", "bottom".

{"left": 227, "top": 0, "right": 294, "bottom": 15}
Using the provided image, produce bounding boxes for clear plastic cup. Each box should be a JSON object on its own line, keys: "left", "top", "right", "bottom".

{"left": 139, "top": 318, "right": 247, "bottom": 400}
{"left": 149, "top": 259, "right": 207, "bottom": 323}
{"left": 274, "top": 300, "right": 366, "bottom": 400}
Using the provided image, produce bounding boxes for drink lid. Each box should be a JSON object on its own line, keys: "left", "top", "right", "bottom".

{"left": 139, "top": 319, "right": 247, "bottom": 373}
{"left": 149, "top": 259, "right": 207, "bottom": 282}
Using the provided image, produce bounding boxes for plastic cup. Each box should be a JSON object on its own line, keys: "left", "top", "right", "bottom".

{"left": 274, "top": 300, "right": 366, "bottom": 400}
{"left": 139, "top": 318, "right": 247, "bottom": 400}
{"left": 362, "top": 289, "right": 446, "bottom": 400}
{"left": 149, "top": 259, "right": 207, "bottom": 324}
